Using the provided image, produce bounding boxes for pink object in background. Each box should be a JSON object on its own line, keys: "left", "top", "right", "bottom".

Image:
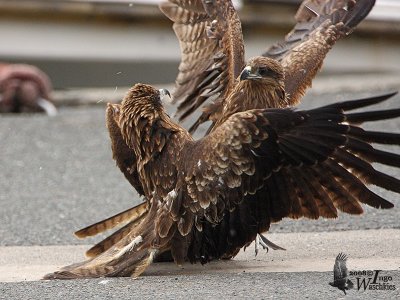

{"left": 0, "top": 63, "right": 57, "bottom": 115}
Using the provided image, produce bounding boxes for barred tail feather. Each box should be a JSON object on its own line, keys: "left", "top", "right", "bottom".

{"left": 44, "top": 209, "right": 158, "bottom": 280}
{"left": 85, "top": 212, "right": 147, "bottom": 258}
{"left": 74, "top": 202, "right": 148, "bottom": 239}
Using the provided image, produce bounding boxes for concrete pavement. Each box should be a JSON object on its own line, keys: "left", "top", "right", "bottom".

{"left": 1, "top": 229, "right": 399, "bottom": 283}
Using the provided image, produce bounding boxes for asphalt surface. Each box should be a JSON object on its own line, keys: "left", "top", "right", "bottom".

{"left": 1, "top": 90, "right": 400, "bottom": 298}
{"left": 1, "top": 91, "right": 400, "bottom": 247}
{"left": 1, "top": 271, "right": 399, "bottom": 300}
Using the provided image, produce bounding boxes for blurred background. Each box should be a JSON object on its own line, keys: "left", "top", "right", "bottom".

{"left": 0, "top": 0, "right": 399, "bottom": 92}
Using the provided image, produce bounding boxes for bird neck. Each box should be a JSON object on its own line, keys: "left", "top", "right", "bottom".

{"left": 221, "top": 79, "right": 287, "bottom": 118}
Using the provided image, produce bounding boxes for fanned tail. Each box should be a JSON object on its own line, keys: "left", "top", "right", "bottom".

{"left": 44, "top": 203, "right": 158, "bottom": 280}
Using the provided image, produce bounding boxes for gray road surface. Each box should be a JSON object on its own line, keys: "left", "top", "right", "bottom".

{"left": 1, "top": 271, "right": 399, "bottom": 300}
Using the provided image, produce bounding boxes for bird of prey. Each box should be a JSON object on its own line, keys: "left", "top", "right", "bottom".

{"left": 0, "top": 63, "right": 56, "bottom": 116}
{"left": 73, "top": 0, "right": 376, "bottom": 259}
{"left": 329, "top": 253, "right": 354, "bottom": 294}
{"left": 160, "top": 0, "right": 376, "bottom": 133}
{"left": 44, "top": 81, "right": 400, "bottom": 279}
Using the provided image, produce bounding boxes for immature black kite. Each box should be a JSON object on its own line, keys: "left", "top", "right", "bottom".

{"left": 44, "top": 82, "right": 400, "bottom": 279}
{"left": 160, "top": 0, "right": 375, "bottom": 133}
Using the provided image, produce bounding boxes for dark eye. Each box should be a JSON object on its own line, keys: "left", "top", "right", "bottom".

{"left": 258, "top": 67, "right": 272, "bottom": 76}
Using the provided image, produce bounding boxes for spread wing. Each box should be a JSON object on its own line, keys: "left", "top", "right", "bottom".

{"left": 333, "top": 253, "right": 349, "bottom": 280}
{"left": 105, "top": 104, "right": 145, "bottom": 196}
{"left": 158, "top": 92, "right": 400, "bottom": 260}
{"left": 160, "top": 0, "right": 245, "bottom": 123}
{"left": 263, "top": 0, "right": 375, "bottom": 105}
{"left": 165, "top": 0, "right": 375, "bottom": 135}
{"left": 72, "top": 104, "right": 148, "bottom": 257}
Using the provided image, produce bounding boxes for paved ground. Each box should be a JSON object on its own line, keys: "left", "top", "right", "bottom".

{"left": 1, "top": 89, "right": 400, "bottom": 298}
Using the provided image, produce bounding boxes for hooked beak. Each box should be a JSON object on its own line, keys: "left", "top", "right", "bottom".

{"left": 240, "top": 66, "right": 262, "bottom": 81}
{"left": 159, "top": 88, "right": 171, "bottom": 102}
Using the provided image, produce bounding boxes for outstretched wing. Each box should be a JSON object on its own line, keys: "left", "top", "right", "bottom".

{"left": 105, "top": 103, "right": 145, "bottom": 196}
{"left": 70, "top": 104, "right": 149, "bottom": 258}
{"left": 159, "top": 92, "right": 400, "bottom": 261}
{"left": 263, "top": 0, "right": 375, "bottom": 105}
{"left": 333, "top": 252, "right": 349, "bottom": 280}
{"left": 160, "top": 0, "right": 245, "bottom": 123}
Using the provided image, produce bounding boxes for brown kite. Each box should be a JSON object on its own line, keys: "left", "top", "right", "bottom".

{"left": 71, "top": 0, "right": 377, "bottom": 257}
{"left": 44, "top": 82, "right": 400, "bottom": 279}
{"left": 160, "top": 0, "right": 376, "bottom": 133}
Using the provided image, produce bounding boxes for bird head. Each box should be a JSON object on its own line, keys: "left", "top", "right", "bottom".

{"left": 120, "top": 83, "right": 170, "bottom": 119}
{"left": 239, "top": 57, "right": 284, "bottom": 87}
{"left": 118, "top": 83, "right": 179, "bottom": 159}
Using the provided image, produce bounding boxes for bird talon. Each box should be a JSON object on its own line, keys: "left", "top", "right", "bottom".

{"left": 255, "top": 234, "right": 269, "bottom": 256}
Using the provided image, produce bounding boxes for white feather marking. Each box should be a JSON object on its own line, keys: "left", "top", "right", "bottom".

{"left": 115, "top": 235, "right": 143, "bottom": 259}
{"left": 197, "top": 160, "right": 202, "bottom": 167}
{"left": 167, "top": 189, "right": 177, "bottom": 199}
{"left": 250, "top": 149, "right": 262, "bottom": 157}
{"left": 149, "top": 249, "right": 158, "bottom": 263}
{"left": 165, "top": 189, "right": 178, "bottom": 206}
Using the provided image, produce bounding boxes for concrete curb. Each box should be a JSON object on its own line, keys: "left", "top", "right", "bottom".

{"left": 1, "top": 229, "right": 399, "bottom": 283}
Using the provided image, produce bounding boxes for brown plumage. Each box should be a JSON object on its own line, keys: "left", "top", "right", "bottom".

{"left": 207, "top": 56, "right": 287, "bottom": 132}
{"left": 105, "top": 103, "right": 145, "bottom": 196}
{"left": 160, "top": 0, "right": 375, "bottom": 133}
{"left": 0, "top": 63, "right": 56, "bottom": 115}
{"left": 44, "top": 83, "right": 400, "bottom": 279}
{"left": 72, "top": 0, "right": 375, "bottom": 258}
{"left": 72, "top": 103, "right": 147, "bottom": 258}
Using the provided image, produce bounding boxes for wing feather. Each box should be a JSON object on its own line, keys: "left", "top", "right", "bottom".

{"left": 181, "top": 92, "right": 399, "bottom": 229}
{"left": 160, "top": 0, "right": 245, "bottom": 123}
{"left": 184, "top": 92, "right": 399, "bottom": 262}
{"left": 263, "top": 0, "right": 375, "bottom": 105}
{"left": 334, "top": 252, "right": 349, "bottom": 280}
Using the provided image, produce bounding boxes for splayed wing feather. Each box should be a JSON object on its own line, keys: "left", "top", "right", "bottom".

{"left": 160, "top": 0, "right": 245, "bottom": 125}
{"left": 168, "top": 0, "right": 375, "bottom": 133}
{"left": 264, "top": 0, "right": 376, "bottom": 105}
